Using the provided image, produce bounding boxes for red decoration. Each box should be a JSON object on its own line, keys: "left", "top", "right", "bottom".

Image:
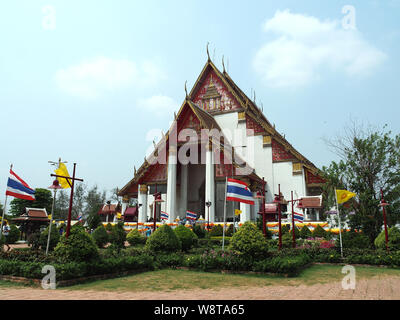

{"left": 272, "top": 140, "right": 294, "bottom": 162}
{"left": 306, "top": 170, "right": 326, "bottom": 184}
{"left": 246, "top": 115, "right": 265, "bottom": 135}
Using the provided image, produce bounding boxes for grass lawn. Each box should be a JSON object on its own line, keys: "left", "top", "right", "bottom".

{"left": 56, "top": 264, "right": 400, "bottom": 292}
{"left": 0, "top": 264, "right": 399, "bottom": 292}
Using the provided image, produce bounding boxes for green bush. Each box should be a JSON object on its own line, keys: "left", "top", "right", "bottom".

{"left": 192, "top": 224, "right": 206, "bottom": 239}
{"left": 105, "top": 223, "right": 113, "bottom": 231}
{"left": 209, "top": 224, "right": 223, "bottom": 237}
{"left": 299, "top": 226, "right": 312, "bottom": 239}
{"left": 281, "top": 232, "right": 295, "bottom": 249}
{"left": 145, "top": 224, "right": 181, "bottom": 252}
{"left": 229, "top": 222, "right": 268, "bottom": 259}
{"left": 38, "top": 225, "right": 61, "bottom": 251}
{"left": 126, "top": 229, "right": 147, "bottom": 246}
{"left": 109, "top": 222, "right": 126, "bottom": 249}
{"left": 154, "top": 253, "right": 184, "bottom": 269}
{"left": 54, "top": 225, "right": 99, "bottom": 263}
{"left": 7, "top": 224, "right": 20, "bottom": 244}
{"left": 91, "top": 225, "right": 110, "bottom": 248}
{"left": 374, "top": 226, "right": 400, "bottom": 251}
{"left": 253, "top": 254, "right": 311, "bottom": 276}
{"left": 338, "top": 230, "right": 371, "bottom": 249}
{"left": 281, "top": 224, "right": 290, "bottom": 235}
{"left": 174, "top": 226, "right": 198, "bottom": 251}
{"left": 225, "top": 224, "right": 234, "bottom": 237}
{"left": 312, "top": 225, "right": 327, "bottom": 238}
{"left": 256, "top": 218, "right": 273, "bottom": 239}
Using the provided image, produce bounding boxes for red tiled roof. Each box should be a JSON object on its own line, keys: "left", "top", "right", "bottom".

{"left": 124, "top": 207, "right": 137, "bottom": 216}
{"left": 26, "top": 208, "right": 47, "bottom": 218}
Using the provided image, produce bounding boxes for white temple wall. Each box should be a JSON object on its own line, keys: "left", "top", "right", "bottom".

{"left": 272, "top": 162, "right": 306, "bottom": 214}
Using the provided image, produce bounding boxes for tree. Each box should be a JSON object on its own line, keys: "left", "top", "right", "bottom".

{"left": 323, "top": 123, "right": 400, "bottom": 244}
{"left": 9, "top": 188, "right": 53, "bottom": 217}
{"left": 72, "top": 183, "right": 87, "bottom": 219}
{"left": 54, "top": 190, "right": 69, "bottom": 220}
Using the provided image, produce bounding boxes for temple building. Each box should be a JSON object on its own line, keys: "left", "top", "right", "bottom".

{"left": 118, "top": 56, "right": 326, "bottom": 228}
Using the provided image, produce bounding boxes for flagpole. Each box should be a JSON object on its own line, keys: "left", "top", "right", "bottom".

{"left": 335, "top": 188, "right": 344, "bottom": 258}
{"left": 0, "top": 164, "right": 12, "bottom": 238}
{"left": 222, "top": 176, "right": 227, "bottom": 251}
{"left": 46, "top": 188, "right": 57, "bottom": 255}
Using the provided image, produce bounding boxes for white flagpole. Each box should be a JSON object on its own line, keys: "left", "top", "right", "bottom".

{"left": 222, "top": 177, "right": 227, "bottom": 251}
{"left": 335, "top": 188, "right": 344, "bottom": 258}
{"left": 46, "top": 188, "right": 57, "bottom": 255}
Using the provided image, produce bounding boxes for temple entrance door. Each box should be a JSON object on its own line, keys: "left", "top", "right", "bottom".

{"left": 199, "top": 180, "right": 205, "bottom": 218}
{"left": 187, "top": 164, "right": 205, "bottom": 218}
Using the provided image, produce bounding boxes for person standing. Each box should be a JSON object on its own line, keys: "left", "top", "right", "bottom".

{"left": 2, "top": 221, "right": 11, "bottom": 252}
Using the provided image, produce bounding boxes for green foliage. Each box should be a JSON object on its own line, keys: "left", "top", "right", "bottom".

{"left": 38, "top": 224, "right": 61, "bottom": 251}
{"left": 312, "top": 225, "right": 327, "bottom": 238}
{"left": 54, "top": 224, "right": 99, "bottom": 263}
{"left": 126, "top": 229, "right": 146, "bottom": 246}
{"left": 281, "top": 224, "right": 290, "bottom": 235}
{"left": 299, "top": 226, "right": 312, "bottom": 239}
{"left": 281, "top": 232, "right": 295, "bottom": 249}
{"left": 374, "top": 227, "right": 400, "bottom": 251}
{"left": 145, "top": 224, "right": 181, "bottom": 252}
{"left": 256, "top": 217, "right": 273, "bottom": 239}
{"left": 338, "top": 230, "right": 371, "bottom": 249}
{"left": 192, "top": 224, "right": 206, "bottom": 239}
{"left": 322, "top": 125, "right": 400, "bottom": 245}
{"left": 173, "top": 226, "right": 198, "bottom": 251}
{"left": 109, "top": 221, "right": 126, "bottom": 249}
{"left": 91, "top": 224, "right": 110, "bottom": 248}
{"left": 6, "top": 224, "right": 20, "bottom": 244}
{"left": 253, "top": 254, "right": 311, "bottom": 276}
{"left": 105, "top": 223, "right": 113, "bottom": 231}
{"left": 209, "top": 224, "right": 223, "bottom": 237}
{"left": 229, "top": 222, "right": 268, "bottom": 259}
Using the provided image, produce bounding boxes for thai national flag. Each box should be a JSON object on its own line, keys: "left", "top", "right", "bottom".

{"left": 6, "top": 169, "right": 35, "bottom": 201}
{"left": 226, "top": 178, "right": 254, "bottom": 205}
{"left": 186, "top": 210, "right": 197, "bottom": 220}
{"left": 293, "top": 211, "right": 304, "bottom": 222}
{"left": 160, "top": 211, "right": 169, "bottom": 220}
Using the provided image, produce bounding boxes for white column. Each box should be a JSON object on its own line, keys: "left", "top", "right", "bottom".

{"left": 138, "top": 184, "right": 148, "bottom": 228}
{"left": 240, "top": 202, "right": 251, "bottom": 223}
{"left": 205, "top": 142, "right": 215, "bottom": 223}
{"left": 316, "top": 210, "right": 320, "bottom": 221}
{"left": 179, "top": 164, "right": 188, "bottom": 219}
{"left": 166, "top": 146, "right": 177, "bottom": 223}
{"left": 121, "top": 198, "right": 128, "bottom": 217}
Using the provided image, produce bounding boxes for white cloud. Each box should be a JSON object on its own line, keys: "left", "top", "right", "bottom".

{"left": 253, "top": 10, "right": 387, "bottom": 88}
{"left": 136, "top": 95, "right": 179, "bottom": 117}
{"left": 55, "top": 57, "right": 166, "bottom": 99}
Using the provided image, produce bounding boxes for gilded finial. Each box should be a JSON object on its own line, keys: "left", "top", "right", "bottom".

{"left": 206, "top": 42, "right": 210, "bottom": 61}
{"left": 222, "top": 55, "right": 226, "bottom": 73}
{"left": 134, "top": 166, "right": 137, "bottom": 175}
{"left": 185, "top": 80, "right": 188, "bottom": 99}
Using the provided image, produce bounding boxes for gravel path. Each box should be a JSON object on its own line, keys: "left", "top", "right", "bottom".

{"left": 1, "top": 276, "right": 399, "bottom": 300}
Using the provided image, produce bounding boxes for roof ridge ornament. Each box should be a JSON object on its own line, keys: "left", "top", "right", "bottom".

{"left": 222, "top": 55, "right": 226, "bottom": 73}
{"left": 206, "top": 42, "right": 210, "bottom": 61}
{"left": 185, "top": 80, "right": 188, "bottom": 99}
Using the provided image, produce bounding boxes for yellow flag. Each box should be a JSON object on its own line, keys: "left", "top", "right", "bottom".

{"left": 235, "top": 209, "right": 242, "bottom": 216}
{"left": 54, "top": 163, "right": 71, "bottom": 189}
{"left": 117, "top": 212, "right": 122, "bottom": 219}
{"left": 48, "top": 214, "right": 52, "bottom": 220}
{"left": 336, "top": 189, "right": 356, "bottom": 204}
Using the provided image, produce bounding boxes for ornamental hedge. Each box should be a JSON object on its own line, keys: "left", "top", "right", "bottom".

{"left": 173, "top": 225, "right": 198, "bottom": 251}
{"left": 145, "top": 224, "right": 181, "bottom": 252}
{"left": 229, "top": 222, "right": 268, "bottom": 259}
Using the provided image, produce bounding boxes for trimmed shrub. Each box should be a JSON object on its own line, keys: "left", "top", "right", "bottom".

{"left": 91, "top": 225, "right": 109, "bottom": 248}
{"left": 253, "top": 254, "right": 311, "bottom": 276}
{"left": 54, "top": 225, "right": 99, "bottom": 263}
{"left": 192, "top": 224, "right": 206, "bottom": 239}
{"left": 109, "top": 222, "right": 126, "bottom": 249}
{"left": 338, "top": 230, "right": 371, "bottom": 249}
{"left": 312, "top": 225, "right": 327, "bottom": 238}
{"left": 299, "top": 226, "right": 312, "bottom": 239}
{"left": 38, "top": 225, "right": 61, "bottom": 251}
{"left": 145, "top": 224, "right": 181, "bottom": 252}
{"left": 209, "top": 224, "right": 223, "bottom": 237}
{"left": 174, "top": 226, "right": 198, "bottom": 251}
{"left": 225, "top": 224, "right": 234, "bottom": 237}
{"left": 374, "top": 226, "right": 400, "bottom": 251}
{"left": 126, "top": 229, "right": 147, "bottom": 246}
{"left": 7, "top": 224, "right": 20, "bottom": 244}
{"left": 281, "top": 224, "right": 290, "bottom": 235}
{"left": 105, "top": 223, "right": 113, "bottom": 231}
{"left": 229, "top": 222, "right": 268, "bottom": 259}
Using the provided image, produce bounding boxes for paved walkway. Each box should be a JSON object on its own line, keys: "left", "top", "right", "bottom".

{"left": 0, "top": 276, "right": 399, "bottom": 300}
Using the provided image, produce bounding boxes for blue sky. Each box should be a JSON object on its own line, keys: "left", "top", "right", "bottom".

{"left": 1, "top": 0, "right": 399, "bottom": 207}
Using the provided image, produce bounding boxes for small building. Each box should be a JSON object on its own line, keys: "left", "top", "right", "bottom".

{"left": 98, "top": 203, "right": 121, "bottom": 223}
{"left": 12, "top": 208, "right": 50, "bottom": 240}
